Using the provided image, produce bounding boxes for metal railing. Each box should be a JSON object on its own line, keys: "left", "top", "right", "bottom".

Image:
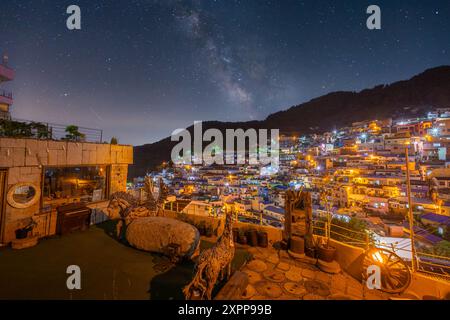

{"left": 158, "top": 198, "right": 450, "bottom": 280}
{"left": 312, "top": 218, "right": 450, "bottom": 280}
{"left": 312, "top": 219, "right": 369, "bottom": 248}
{"left": 0, "top": 118, "right": 103, "bottom": 143}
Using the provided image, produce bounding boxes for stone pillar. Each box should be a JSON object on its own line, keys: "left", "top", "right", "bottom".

{"left": 110, "top": 164, "right": 128, "bottom": 195}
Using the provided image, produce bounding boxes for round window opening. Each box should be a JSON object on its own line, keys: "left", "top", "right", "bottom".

{"left": 7, "top": 183, "right": 40, "bottom": 209}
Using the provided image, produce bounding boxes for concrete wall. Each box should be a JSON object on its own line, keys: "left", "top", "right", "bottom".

{"left": 0, "top": 138, "right": 133, "bottom": 244}
{"left": 163, "top": 210, "right": 283, "bottom": 245}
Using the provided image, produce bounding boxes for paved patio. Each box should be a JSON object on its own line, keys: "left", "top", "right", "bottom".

{"left": 240, "top": 246, "right": 393, "bottom": 300}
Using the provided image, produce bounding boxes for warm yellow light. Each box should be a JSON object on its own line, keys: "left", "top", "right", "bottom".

{"left": 372, "top": 251, "right": 385, "bottom": 264}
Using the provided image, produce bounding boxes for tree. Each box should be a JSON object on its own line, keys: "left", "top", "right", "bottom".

{"left": 64, "top": 125, "right": 85, "bottom": 141}
{"left": 110, "top": 136, "right": 118, "bottom": 145}
{"left": 31, "top": 122, "right": 51, "bottom": 139}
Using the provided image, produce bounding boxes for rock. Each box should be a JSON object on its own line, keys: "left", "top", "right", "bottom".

{"left": 284, "top": 282, "right": 307, "bottom": 296}
{"left": 263, "top": 269, "right": 286, "bottom": 283}
{"left": 301, "top": 268, "right": 316, "bottom": 279}
{"left": 276, "top": 261, "right": 291, "bottom": 272}
{"left": 243, "top": 270, "right": 262, "bottom": 284}
{"left": 315, "top": 271, "right": 331, "bottom": 284}
{"left": 247, "top": 259, "right": 268, "bottom": 273}
{"left": 304, "top": 280, "right": 331, "bottom": 297}
{"left": 254, "top": 281, "right": 283, "bottom": 298}
{"left": 266, "top": 253, "right": 280, "bottom": 265}
{"left": 285, "top": 266, "right": 303, "bottom": 282}
{"left": 126, "top": 217, "right": 200, "bottom": 259}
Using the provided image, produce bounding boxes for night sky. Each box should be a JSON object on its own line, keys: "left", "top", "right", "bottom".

{"left": 1, "top": 0, "right": 449, "bottom": 145}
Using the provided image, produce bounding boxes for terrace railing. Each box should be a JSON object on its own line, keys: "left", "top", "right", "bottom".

{"left": 312, "top": 218, "right": 450, "bottom": 280}
{"left": 158, "top": 198, "right": 450, "bottom": 281}
{"left": 0, "top": 118, "right": 103, "bottom": 143}
{"left": 312, "top": 219, "right": 369, "bottom": 248}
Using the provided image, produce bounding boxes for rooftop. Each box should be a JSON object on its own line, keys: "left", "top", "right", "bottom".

{"left": 0, "top": 222, "right": 250, "bottom": 300}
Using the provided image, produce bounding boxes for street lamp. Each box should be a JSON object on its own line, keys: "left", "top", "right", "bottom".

{"left": 405, "top": 142, "right": 418, "bottom": 272}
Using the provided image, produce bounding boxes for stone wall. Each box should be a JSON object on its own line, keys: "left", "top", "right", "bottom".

{"left": 0, "top": 137, "right": 133, "bottom": 244}
{"left": 163, "top": 210, "right": 283, "bottom": 245}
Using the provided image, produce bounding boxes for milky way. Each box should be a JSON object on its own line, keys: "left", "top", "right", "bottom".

{"left": 0, "top": 0, "right": 449, "bottom": 145}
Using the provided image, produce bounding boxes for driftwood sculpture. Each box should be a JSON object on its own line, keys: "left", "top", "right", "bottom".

{"left": 183, "top": 211, "right": 235, "bottom": 300}
{"left": 107, "top": 177, "right": 170, "bottom": 236}
{"left": 284, "top": 189, "right": 314, "bottom": 249}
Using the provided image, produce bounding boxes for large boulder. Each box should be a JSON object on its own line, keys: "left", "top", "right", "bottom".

{"left": 126, "top": 217, "right": 200, "bottom": 259}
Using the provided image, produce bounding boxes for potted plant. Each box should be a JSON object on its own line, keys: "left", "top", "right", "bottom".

{"left": 64, "top": 125, "right": 86, "bottom": 142}
{"left": 317, "top": 190, "right": 337, "bottom": 262}
{"left": 15, "top": 218, "right": 37, "bottom": 240}
{"left": 238, "top": 229, "right": 247, "bottom": 245}
{"left": 257, "top": 231, "right": 268, "bottom": 248}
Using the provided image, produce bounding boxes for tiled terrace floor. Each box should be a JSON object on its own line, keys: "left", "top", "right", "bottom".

{"left": 239, "top": 246, "right": 393, "bottom": 300}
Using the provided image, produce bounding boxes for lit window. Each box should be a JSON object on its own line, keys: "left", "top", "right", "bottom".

{"left": 43, "top": 166, "right": 108, "bottom": 204}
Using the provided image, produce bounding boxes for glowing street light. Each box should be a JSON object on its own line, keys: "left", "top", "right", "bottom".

{"left": 431, "top": 128, "right": 439, "bottom": 136}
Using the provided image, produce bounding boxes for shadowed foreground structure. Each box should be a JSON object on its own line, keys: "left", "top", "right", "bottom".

{"left": 0, "top": 221, "right": 250, "bottom": 300}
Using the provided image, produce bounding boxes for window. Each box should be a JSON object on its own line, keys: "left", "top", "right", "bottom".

{"left": 43, "top": 166, "right": 108, "bottom": 204}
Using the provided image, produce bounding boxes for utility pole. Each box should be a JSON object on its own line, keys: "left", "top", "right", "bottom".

{"left": 405, "top": 143, "right": 418, "bottom": 272}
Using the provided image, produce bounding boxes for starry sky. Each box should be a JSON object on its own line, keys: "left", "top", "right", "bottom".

{"left": 1, "top": 0, "right": 449, "bottom": 145}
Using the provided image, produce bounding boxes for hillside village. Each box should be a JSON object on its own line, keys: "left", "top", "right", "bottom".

{"left": 133, "top": 109, "right": 450, "bottom": 263}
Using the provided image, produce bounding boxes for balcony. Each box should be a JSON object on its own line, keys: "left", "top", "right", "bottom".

{"left": 0, "top": 89, "right": 13, "bottom": 105}
{"left": 0, "top": 64, "right": 15, "bottom": 82}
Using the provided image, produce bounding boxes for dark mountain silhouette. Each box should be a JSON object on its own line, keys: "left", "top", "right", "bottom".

{"left": 129, "top": 66, "right": 450, "bottom": 178}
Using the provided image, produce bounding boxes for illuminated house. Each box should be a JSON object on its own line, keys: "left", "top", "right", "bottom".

{"left": 0, "top": 53, "right": 14, "bottom": 120}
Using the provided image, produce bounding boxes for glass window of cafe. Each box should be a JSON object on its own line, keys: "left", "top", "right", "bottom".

{"left": 43, "top": 166, "right": 108, "bottom": 205}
